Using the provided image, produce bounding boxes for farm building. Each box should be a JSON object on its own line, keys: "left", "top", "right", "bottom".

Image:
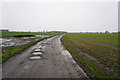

{"left": 0, "top": 29, "right": 9, "bottom": 32}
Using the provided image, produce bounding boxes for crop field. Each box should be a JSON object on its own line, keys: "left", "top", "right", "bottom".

{"left": 0, "top": 32, "right": 62, "bottom": 37}
{"left": 62, "top": 33, "right": 119, "bottom": 79}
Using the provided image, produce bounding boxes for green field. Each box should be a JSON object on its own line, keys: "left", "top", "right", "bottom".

{"left": 0, "top": 32, "right": 62, "bottom": 37}
{"left": 62, "top": 33, "right": 119, "bottom": 79}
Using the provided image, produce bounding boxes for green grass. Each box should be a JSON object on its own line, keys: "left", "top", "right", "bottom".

{"left": 0, "top": 32, "right": 62, "bottom": 37}
{"left": 1, "top": 35, "right": 54, "bottom": 63}
{"left": 61, "top": 33, "right": 119, "bottom": 79}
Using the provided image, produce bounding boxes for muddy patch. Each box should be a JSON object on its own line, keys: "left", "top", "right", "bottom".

{"left": 13, "top": 35, "right": 34, "bottom": 37}
{"left": 0, "top": 35, "right": 49, "bottom": 49}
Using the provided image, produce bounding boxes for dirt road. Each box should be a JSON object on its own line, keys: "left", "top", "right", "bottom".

{"left": 3, "top": 35, "right": 89, "bottom": 79}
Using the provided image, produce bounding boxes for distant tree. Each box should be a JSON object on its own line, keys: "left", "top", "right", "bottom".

{"left": 105, "top": 31, "right": 109, "bottom": 33}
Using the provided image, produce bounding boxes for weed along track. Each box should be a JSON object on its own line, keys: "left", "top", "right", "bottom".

{"left": 2, "top": 35, "right": 88, "bottom": 78}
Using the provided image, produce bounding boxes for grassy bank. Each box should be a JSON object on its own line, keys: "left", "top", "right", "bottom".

{"left": 1, "top": 36, "right": 54, "bottom": 63}
{"left": 0, "top": 32, "right": 62, "bottom": 37}
{"left": 61, "top": 33, "right": 119, "bottom": 79}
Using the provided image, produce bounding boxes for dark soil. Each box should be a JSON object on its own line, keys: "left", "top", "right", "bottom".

{"left": 13, "top": 35, "right": 34, "bottom": 37}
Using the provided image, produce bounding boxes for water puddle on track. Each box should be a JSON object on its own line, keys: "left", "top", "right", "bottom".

{"left": 30, "top": 56, "right": 41, "bottom": 60}
{"left": 32, "top": 52, "right": 42, "bottom": 55}
{"left": 34, "top": 49, "right": 41, "bottom": 52}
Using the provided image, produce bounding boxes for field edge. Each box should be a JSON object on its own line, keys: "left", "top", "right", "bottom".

{"left": 61, "top": 33, "right": 118, "bottom": 79}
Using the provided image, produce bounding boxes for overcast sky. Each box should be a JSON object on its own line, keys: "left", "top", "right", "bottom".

{"left": 0, "top": 0, "right": 119, "bottom": 32}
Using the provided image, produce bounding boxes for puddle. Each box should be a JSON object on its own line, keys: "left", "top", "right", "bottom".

{"left": 22, "top": 37, "right": 30, "bottom": 39}
{"left": 34, "top": 49, "right": 41, "bottom": 52}
{"left": 32, "top": 52, "right": 42, "bottom": 55}
{"left": 62, "top": 50, "right": 72, "bottom": 58}
{"left": 41, "top": 46, "right": 46, "bottom": 49}
{"left": 32, "top": 46, "right": 38, "bottom": 50}
{"left": 43, "top": 42, "right": 47, "bottom": 44}
{"left": 38, "top": 45, "right": 42, "bottom": 49}
{"left": 35, "top": 35, "right": 49, "bottom": 38}
{"left": 32, "top": 45, "right": 43, "bottom": 50}
{"left": 37, "top": 42, "right": 41, "bottom": 45}
{"left": 30, "top": 56, "right": 41, "bottom": 60}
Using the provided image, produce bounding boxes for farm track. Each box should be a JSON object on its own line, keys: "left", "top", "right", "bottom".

{"left": 2, "top": 35, "right": 89, "bottom": 79}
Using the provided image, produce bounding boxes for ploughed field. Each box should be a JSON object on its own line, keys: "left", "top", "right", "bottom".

{"left": 62, "top": 33, "right": 119, "bottom": 78}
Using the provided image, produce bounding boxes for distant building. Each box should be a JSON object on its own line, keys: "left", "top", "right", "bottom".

{"left": 0, "top": 29, "right": 9, "bottom": 32}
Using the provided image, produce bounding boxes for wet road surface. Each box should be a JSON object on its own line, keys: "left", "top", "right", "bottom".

{"left": 3, "top": 35, "right": 89, "bottom": 78}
